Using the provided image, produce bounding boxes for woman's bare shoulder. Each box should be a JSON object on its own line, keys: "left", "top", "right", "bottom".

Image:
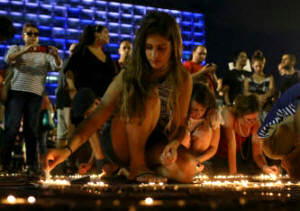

{"left": 221, "top": 107, "right": 235, "bottom": 127}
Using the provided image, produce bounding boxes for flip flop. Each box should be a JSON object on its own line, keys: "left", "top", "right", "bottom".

{"left": 135, "top": 171, "right": 168, "bottom": 183}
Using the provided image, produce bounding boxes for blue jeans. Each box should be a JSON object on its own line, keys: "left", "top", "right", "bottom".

{"left": 1, "top": 90, "right": 42, "bottom": 169}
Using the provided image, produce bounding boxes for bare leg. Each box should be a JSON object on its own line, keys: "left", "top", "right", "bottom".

{"left": 126, "top": 94, "right": 161, "bottom": 180}
{"left": 110, "top": 90, "right": 165, "bottom": 182}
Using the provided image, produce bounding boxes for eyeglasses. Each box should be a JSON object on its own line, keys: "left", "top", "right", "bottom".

{"left": 25, "top": 32, "right": 39, "bottom": 37}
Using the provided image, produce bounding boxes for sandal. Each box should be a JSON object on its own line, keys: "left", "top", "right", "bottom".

{"left": 135, "top": 171, "right": 168, "bottom": 183}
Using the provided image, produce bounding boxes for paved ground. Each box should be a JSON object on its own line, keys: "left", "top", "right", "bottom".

{"left": 0, "top": 174, "right": 299, "bottom": 210}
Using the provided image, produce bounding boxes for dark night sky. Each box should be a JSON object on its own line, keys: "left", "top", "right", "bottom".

{"left": 119, "top": 0, "right": 300, "bottom": 73}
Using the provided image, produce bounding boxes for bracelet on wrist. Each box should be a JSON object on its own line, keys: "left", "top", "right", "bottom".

{"left": 64, "top": 145, "right": 72, "bottom": 155}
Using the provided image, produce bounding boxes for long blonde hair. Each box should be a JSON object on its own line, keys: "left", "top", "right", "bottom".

{"left": 120, "top": 11, "right": 185, "bottom": 129}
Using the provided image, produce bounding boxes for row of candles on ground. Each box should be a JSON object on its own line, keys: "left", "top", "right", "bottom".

{"left": 2, "top": 171, "right": 299, "bottom": 191}
{"left": 39, "top": 173, "right": 299, "bottom": 187}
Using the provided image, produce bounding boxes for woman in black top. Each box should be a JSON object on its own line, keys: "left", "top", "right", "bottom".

{"left": 64, "top": 25, "right": 116, "bottom": 98}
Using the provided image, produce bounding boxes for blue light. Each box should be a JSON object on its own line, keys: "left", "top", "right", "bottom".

{"left": 121, "top": 24, "right": 131, "bottom": 28}
{"left": 121, "top": 14, "right": 131, "bottom": 18}
{"left": 108, "top": 22, "right": 119, "bottom": 26}
{"left": 39, "top": 37, "right": 51, "bottom": 41}
{"left": 121, "top": 3, "right": 132, "bottom": 8}
{"left": 10, "top": 11, "right": 22, "bottom": 16}
{"left": 95, "top": 20, "right": 106, "bottom": 26}
{"left": 81, "top": 19, "right": 93, "bottom": 24}
{"left": 95, "top": 0, "right": 106, "bottom": 5}
{"left": 67, "top": 28, "right": 80, "bottom": 33}
{"left": 11, "top": 1, "right": 23, "bottom": 5}
{"left": 68, "top": 18, "right": 79, "bottom": 22}
{"left": 182, "top": 21, "right": 192, "bottom": 26}
{"left": 82, "top": 0, "right": 94, "bottom": 3}
{"left": 54, "top": 5, "right": 67, "bottom": 10}
{"left": 26, "top": 2, "right": 38, "bottom": 7}
{"left": 109, "top": 2, "right": 120, "bottom": 6}
{"left": 41, "top": 4, "right": 52, "bottom": 9}
{"left": 39, "top": 14, "right": 51, "bottom": 19}
{"left": 2, "top": 0, "right": 205, "bottom": 103}
{"left": 39, "top": 26, "right": 51, "bottom": 30}
{"left": 82, "top": 9, "right": 93, "bottom": 14}
{"left": 108, "top": 12, "right": 120, "bottom": 17}
{"left": 194, "top": 32, "right": 204, "bottom": 37}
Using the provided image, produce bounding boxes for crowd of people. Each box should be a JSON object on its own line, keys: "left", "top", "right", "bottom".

{"left": 0, "top": 12, "right": 299, "bottom": 183}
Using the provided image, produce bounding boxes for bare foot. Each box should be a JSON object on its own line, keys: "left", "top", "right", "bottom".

{"left": 102, "top": 163, "right": 119, "bottom": 176}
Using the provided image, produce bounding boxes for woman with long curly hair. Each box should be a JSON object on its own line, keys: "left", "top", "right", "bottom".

{"left": 43, "top": 11, "right": 195, "bottom": 183}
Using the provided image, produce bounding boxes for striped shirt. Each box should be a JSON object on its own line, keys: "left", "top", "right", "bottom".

{"left": 4, "top": 45, "right": 60, "bottom": 96}
{"left": 258, "top": 83, "right": 300, "bottom": 138}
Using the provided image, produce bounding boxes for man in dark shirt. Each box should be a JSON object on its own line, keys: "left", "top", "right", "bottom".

{"left": 276, "top": 54, "right": 299, "bottom": 96}
{"left": 222, "top": 51, "right": 251, "bottom": 105}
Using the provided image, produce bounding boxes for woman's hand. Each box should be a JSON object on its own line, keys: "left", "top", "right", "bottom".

{"left": 262, "top": 165, "right": 279, "bottom": 175}
{"left": 160, "top": 140, "right": 180, "bottom": 166}
{"left": 41, "top": 148, "right": 71, "bottom": 172}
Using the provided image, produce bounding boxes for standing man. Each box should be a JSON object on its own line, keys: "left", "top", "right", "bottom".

{"left": 183, "top": 45, "right": 218, "bottom": 95}
{"left": 276, "top": 54, "right": 299, "bottom": 96}
{"left": 1, "top": 23, "right": 62, "bottom": 174}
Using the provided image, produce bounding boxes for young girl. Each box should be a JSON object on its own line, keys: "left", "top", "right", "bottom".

{"left": 244, "top": 50, "right": 274, "bottom": 109}
{"left": 43, "top": 11, "right": 193, "bottom": 183}
{"left": 213, "top": 95, "right": 278, "bottom": 175}
{"left": 182, "top": 83, "right": 220, "bottom": 166}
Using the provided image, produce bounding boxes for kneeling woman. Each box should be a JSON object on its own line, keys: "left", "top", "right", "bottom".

{"left": 42, "top": 11, "right": 200, "bottom": 183}
{"left": 212, "top": 95, "right": 278, "bottom": 175}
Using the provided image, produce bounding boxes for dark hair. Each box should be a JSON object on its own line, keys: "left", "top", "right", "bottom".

{"left": 76, "top": 24, "right": 105, "bottom": 47}
{"left": 191, "top": 83, "right": 217, "bottom": 120}
{"left": 188, "top": 45, "right": 206, "bottom": 60}
{"left": 22, "top": 23, "right": 39, "bottom": 33}
{"left": 233, "top": 50, "right": 247, "bottom": 65}
{"left": 0, "top": 15, "right": 15, "bottom": 40}
{"left": 251, "top": 50, "right": 265, "bottom": 64}
{"left": 232, "top": 94, "right": 259, "bottom": 118}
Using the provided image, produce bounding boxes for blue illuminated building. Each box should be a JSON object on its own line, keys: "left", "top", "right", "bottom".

{"left": 0, "top": 0, "right": 205, "bottom": 103}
